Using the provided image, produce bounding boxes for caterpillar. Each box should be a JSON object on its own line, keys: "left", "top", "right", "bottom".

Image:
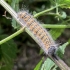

{"left": 18, "top": 11, "right": 57, "bottom": 56}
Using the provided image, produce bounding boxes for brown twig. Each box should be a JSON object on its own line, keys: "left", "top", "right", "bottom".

{"left": 48, "top": 55, "right": 70, "bottom": 70}
{"left": 2, "top": 10, "right": 11, "bottom": 19}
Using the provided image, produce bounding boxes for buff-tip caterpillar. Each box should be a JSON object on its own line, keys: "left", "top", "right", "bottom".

{"left": 18, "top": 10, "right": 58, "bottom": 56}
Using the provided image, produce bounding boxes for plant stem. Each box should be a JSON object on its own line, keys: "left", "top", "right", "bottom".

{"left": 55, "top": 0, "right": 59, "bottom": 14}
{"left": 0, "top": 0, "right": 70, "bottom": 70}
{"left": 42, "top": 24, "right": 70, "bottom": 28}
{"left": 0, "top": 0, "right": 24, "bottom": 27}
{"left": 44, "top": 12, "right": 62, "bottom": 18}
{"left": 0, "top": 27, "right": 25, "bottom": 45}
{"left": 48, "top": 55, "right": 70, "bottom": 70}
{"left": 34, "top": 4, "right": 64, "bottom": 18}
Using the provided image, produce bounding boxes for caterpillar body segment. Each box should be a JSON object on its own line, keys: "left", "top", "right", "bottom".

{"left": 18, "top": 11, "right": 57, "bottom": 55}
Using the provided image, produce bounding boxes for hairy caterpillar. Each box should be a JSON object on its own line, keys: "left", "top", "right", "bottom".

{"left": 18, "top": 11, "right": 57, "bottom": 56}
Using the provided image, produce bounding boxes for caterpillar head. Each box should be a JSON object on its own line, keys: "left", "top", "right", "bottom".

{"left": 48, "top": 44, "right": 58, "bottom": 55}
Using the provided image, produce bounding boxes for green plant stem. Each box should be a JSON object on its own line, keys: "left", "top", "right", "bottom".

{"left": 44, "top": 12, "right": 62, "bottom": 18}
{"left": 0, "top": 0, "right": 24, "bottom": 26}
{"left": 1, "top": 24, "right": 69, "bottom": 46}
{"left": 0, "top": 27, "right": 25, "bottom": 45}
{"left": 55, "top": 0, "right": 59, "bottom": 14}
{"left": 42, "top": 24, "right": 70, "bottom": 28}
{"left": 34, "top": 4, "right": 64, "bottom": 18}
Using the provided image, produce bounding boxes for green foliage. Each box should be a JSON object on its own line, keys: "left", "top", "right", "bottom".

{"left": 34, "top": 41, "right": 69, "bottom": 70}
{"left": 41, "top": 58, "right": 56, "bottom": 70}
{"left": 34, "top": 58, "right": 44, "bottom": 70}
{"left": 51, "top": 0, "right": 70, "bottom": 9}
{"left": 56, "top": 0, "right": 70, "bottom": 8}
{"left": 50, "top": 29, "right": 64, "bottom": 40}
{"left": 0, "top": 35, "right": 17, "bottom": 70}
{"left": 0, "top": 0, "right": 70, "bottom": 70}
{"left": 11, "top": 0, "right": 20, "bottom": 29}
{"left": 57, "top": 41, "right": 69, "bottom": 58}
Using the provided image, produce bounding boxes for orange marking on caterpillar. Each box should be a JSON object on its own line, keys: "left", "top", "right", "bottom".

{"left": 24, "top": 15, "right": 31, "bottom": 22}
{"left": 27, "top": 18, "right": 35, "bottom": 26}
{"left": 29, "top": 22, "right": 37, "bottom": 31}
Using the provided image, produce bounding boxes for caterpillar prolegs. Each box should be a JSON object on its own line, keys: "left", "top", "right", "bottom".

{"left": 18, "top": 11, "right": 57, "bottom": 56}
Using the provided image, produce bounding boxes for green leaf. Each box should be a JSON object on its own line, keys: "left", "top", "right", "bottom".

{"left": 0, "top": 61, "right": 13, "bottom": 70}
{"left": 61, "top": 11, "right": 67, "bottom": 19}
{"left": 50, "top": 29, "right": 64, "bottom": 40}
{"left": 34, "top": 58, "right": 43, "bottom": 70}
{"left": 68, "top": 39, "right": 70, "bottom": 44}
{"left": 59, "top": 42, "right": 69, "bottom": 54}
{"left": 57, "top": 41, "right": 69, "bottom": 58}
{"left": 39, "top": 49, "right": 43, "bottom": 55}
{"left": 11, "top": 0, "right": 20, "bottom": 29}
{"left": 57, "top": 0, "right": 70, "bottom": 8}
{"left": 11, "top": 19, "right": 17, "bottom": 29}
{"left": 52, "top": 65, "right": 57, "bottom": 70}
{"left": 0, "top": 34, "right": 17, "bottom": 70}
{"left": 40, "top": 58, "right": 56, "bottom": 70}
